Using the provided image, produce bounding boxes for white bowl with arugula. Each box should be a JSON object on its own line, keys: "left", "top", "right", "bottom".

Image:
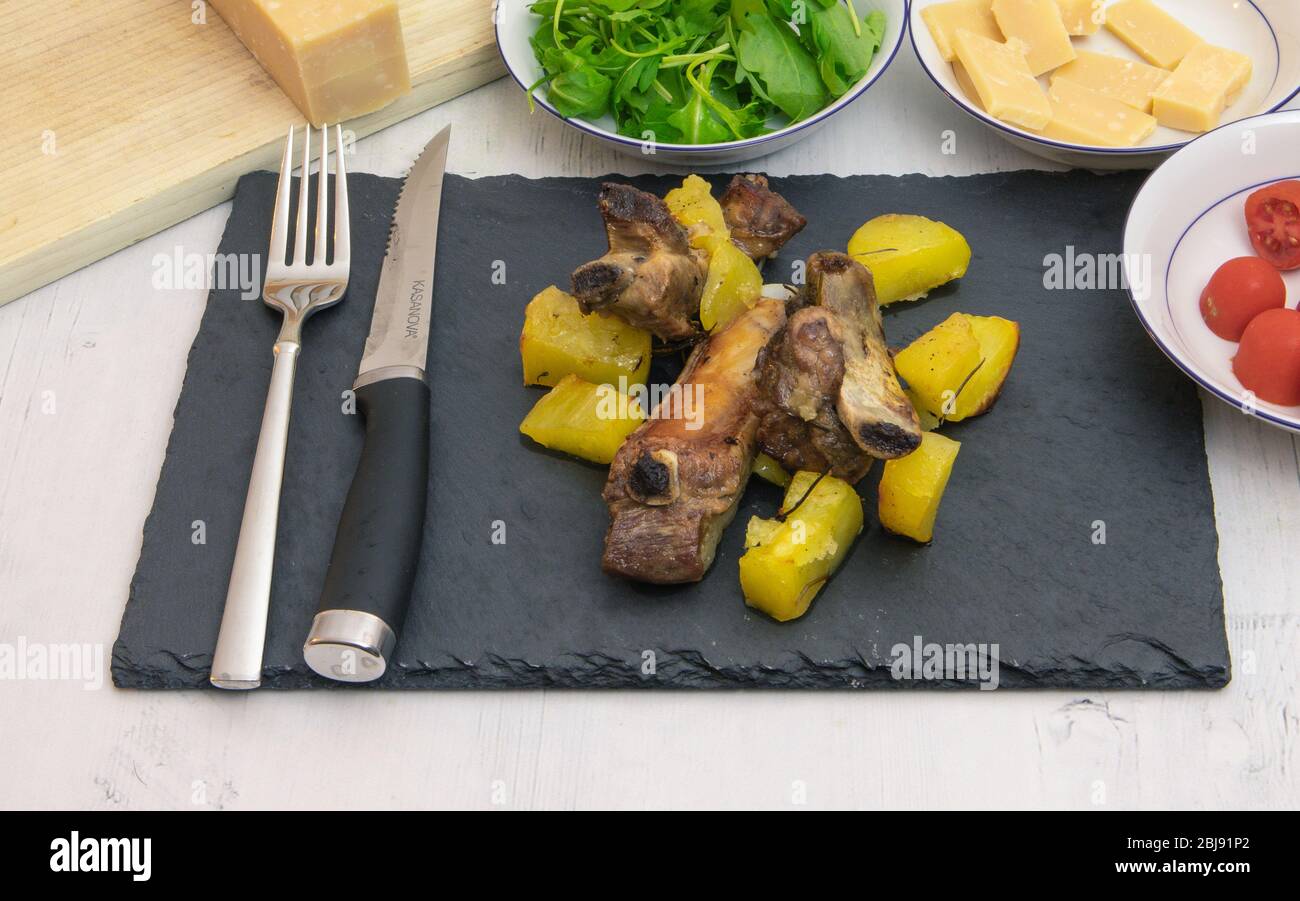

{"left": 496, "top": 0, "right": 909, "bottom": 165}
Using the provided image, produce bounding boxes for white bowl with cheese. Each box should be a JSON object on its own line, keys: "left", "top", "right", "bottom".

{"left": 1124, "top": 109, "right": 1300, "bottom": 432}
{"left": 910, "top": 0, "right": 1300, "bottom": 170}
{"left": 495, "top": 0, "right": 909, "bottom": 165}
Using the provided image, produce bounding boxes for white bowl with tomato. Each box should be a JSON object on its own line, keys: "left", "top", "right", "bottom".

{"left": 1125, "top": 109, "right": 1300, "bottom": 432}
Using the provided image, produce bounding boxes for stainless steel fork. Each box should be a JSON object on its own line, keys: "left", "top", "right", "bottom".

{"left": 210, "top": 124, "right": 351, "bottom": 690}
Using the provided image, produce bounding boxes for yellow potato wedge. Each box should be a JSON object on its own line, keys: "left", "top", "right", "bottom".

{"left": 520, "top": 285, "right": 651, "bottom": 388}
{"left": 699, "top": 239, "right": 763, "bottom": 332}
{"left": 519, "top": 374, "right": 645, "bottom": 465}
{"left": 894, "top": 314, "right": 983, "bottom": 420}
{"left": 878, "top": 432, "right": 961, "bottom": 544}
{"left": 905, "top": 387, "right": 943, "bottom": 431}
{"left": 958, "top": 314, "right": 1021, "bottom": 418}
{"left": 847, "top": 214, "right": 972, "bottom": 305}
{"left": 665, "top": 173, "right": 729, "bottom": 251}
{"left": 895, "top": 313, "right": 1021, "bottom": 422}
{"left": 739, "top": 471, "right": 864, "bottom": 622}
{"left": 752, "top": 452, "right": 792, "bottom": 488}
{"left": 664, "top": 174, "right": 763, "bottom": 332}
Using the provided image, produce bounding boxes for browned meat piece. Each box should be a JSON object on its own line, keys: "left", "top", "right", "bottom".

{"left": 571, "top": 183, "right": 707, "bottom": 342}
{"left": 758, "top": 253, "right": 921, "bottom": 470}
{"left": 755, "top": 306, "right": 876, "bottom": 483}
{"left": 719, "top": 174, "right": 808, "bottom": 261}
{"left": 602, "top": 298, "right": 787, "bottom": 584}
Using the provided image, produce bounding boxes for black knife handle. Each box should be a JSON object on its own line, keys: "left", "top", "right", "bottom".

{"left": 304, "top": 376, "right": 429, "bottom": 682}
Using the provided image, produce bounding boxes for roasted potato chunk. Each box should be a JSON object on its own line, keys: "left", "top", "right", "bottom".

{"left": 665, "top": 175, "right": 764, "bottom": 332}
{"left": 877, "top": 432, "right": 961, "bottom": 544}
{"left": 520, "top": 286, "right": 652, "bottom": 388}
{"left": 847, "top": 214, "right": 972, "bottom": 306}
{"left": 751, "top": 451, "right": 792, "bottom": 488}
{"left": 739, "top": 471, "right": 864, "bottom": 622}
{"left": 958, "top": 314, "right": 1021, "bottom": 418}
{"left": 894, "top": 314, "right": 982, "bottom": 420}
{"left": 905, "top": 387, "right": 943, "bottom": 431}
{"left": 665, "top": 173, "right": 729, "bottom": 251}
{"left": 519, "top": 374, "right": 645, "bottom": 465}
{"left": 699, "top": 238, "right": 763, "bottom": 332}
{"left": 895, "top": 313, "right": 1020, "bottom": 422}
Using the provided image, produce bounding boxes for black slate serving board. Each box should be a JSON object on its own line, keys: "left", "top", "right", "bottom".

{"left": 113, "top": 169, "right": 1230, "bottom": 690}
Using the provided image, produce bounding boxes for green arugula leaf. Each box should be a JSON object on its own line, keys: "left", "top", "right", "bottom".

{"left": 587, "top": 0, "right": 649, "bottom": 12}
{"left": 667, "top": 95, "right": 732, "bottom": 143}
{"left": 736, "top": 10, "right": 827, "bottom": 122}
{"left": 621, "top": 91, "right": 686, "bottom": 144}
{"left": 807, "top": 1, "right": 883, "bottom": 96}
{"left": 548, "top": 66, "right": 614, "bottom": 118}
{"left": 863, "top": 9, "right": 887, "bottom": 44}
{"left": 613, "top": 56, "right": 650, "bottom": 107}
{"left": 730, "top": 0, "right": 767, "bottom": 28}
{"left": 680, "top": 58, "right": 769, "bottom": 140}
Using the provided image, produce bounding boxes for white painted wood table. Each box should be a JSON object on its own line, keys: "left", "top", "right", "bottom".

{"left": 1, "top": 54, "right": 1297, "bottom": 810}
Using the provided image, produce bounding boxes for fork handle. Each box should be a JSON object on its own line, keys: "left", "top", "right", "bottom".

{"left": 209, "top": 340, "right": 300, "bottom": 689}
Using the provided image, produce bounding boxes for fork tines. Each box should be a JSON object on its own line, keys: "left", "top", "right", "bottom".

{"left": 269, "top": 124, "right": 350, "bottom": 271}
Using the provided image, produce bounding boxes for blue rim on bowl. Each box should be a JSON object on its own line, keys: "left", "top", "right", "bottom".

{"left": 495, "top": 1, "right": 912, "bottom": 154}
{"left": 908, "top": 0, "right": 1300, "bottom": 157}
{"left": 1122, "top": 110, "right": 1300, "bottom": 432}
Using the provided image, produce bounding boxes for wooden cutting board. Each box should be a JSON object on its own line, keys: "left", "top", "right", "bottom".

{"left": 0, "top": 0, "right": 502, "bottom": 308}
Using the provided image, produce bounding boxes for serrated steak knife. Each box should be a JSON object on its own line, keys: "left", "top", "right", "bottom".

{"left": 302, "top": 125, "right": 450, "bottom": 683}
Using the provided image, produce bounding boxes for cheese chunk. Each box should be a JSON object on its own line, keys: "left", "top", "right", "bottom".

{"left": 990, "top": 0, "right": 1076, "bottom": 76}
{"left": 952, "top": 62, "right": 984, "bottom": 111}
{"left": 1179, "top": 42, "right": 1254, "bottom": 102}
{"left": 210, "top": 0, "right": 411, "bottom": 126}
{"left": 1054, "top": 0, "right": 1103, "bottom": 36}
{"left": 1051, "top": 50, "right": 1169, "bottom": 112}
{"left": 1151, "top": 80, "right": 1223, "bottom": 133}
{"left": 1151, "top": 43, "right": 1254, "bottom": 133}
{"left": 922, "top": 0, "right": 1003, "bottom": 63}
{"left": 1105, "top": 0, "right": 1202, "bottom": 70}
{"left": 952, "top": 28, "right": 1052, "bottom": 131}
{"left": 1044, "top": 77, "right": 1157, "bottom": 146}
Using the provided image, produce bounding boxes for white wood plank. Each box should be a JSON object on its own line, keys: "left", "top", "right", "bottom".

{"left": 0, "top": 53, "right": 1296, "bottom": 810}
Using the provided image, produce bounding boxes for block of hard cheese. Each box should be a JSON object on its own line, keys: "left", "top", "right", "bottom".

{"left": 991, "top": 0, "right": 1076, "bottom": 76}
{"left": 1151, "top": 43, "right": 1254, "bottom": 133}
{"left": 1105, "top": 0, "right": 1202, "bottom": 70}
{"left": 1150, "top": 80, "right": 1223, "bottom": 134}
{"left": 1054, "top": 0, "right": 1103, "bottom": 36}
{"left": 210, "top": 0, "right": 411, "bottom": 126}
{"left": 952, "top": 28, "right": 1052, "bottom": 131}
{"left": 922, "top": 0, "right": 1003, "bottom": 62}
{"left": 1051, "top": 50, "right": 1169, "bottom": 113}
{"left": 952, "top": 61, "right": 984, "bottom": 111}
{"left": 1044, "top": 77, "right": 1157, "bottom": 146}
{"left": 1183, "top": 42, "right": 1254, "bottom": 101}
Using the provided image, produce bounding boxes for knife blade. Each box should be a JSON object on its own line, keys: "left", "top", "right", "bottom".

{"left": 302, "top": 126, "right": 450, "bottom": 683}
{"left": 354, "top": 126, "right": 450, "bottom": 384}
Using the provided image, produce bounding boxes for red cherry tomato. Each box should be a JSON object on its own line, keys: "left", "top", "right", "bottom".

{"left": 1233, "top": 308, "right": 1300, "bottom": 406}
{"left": 1200, "top": 257, "right": 1287, "bottom": 341}
{"left": 1245, "top": 181, "right": 1300, "bottom": 270}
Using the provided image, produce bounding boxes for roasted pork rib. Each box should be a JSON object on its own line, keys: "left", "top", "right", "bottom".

{"left": 756, "top": 305, "right": 877, "bottom": 483}
{"left": 719, "top": 174, "right": 808, "bottom": 261}
{"left": 757, "top": 253, "right": 921, "bottom": 477}
{"left": 602, "top": 298, "right": 787, "bottom": 584}
{"left": 572, "top": 178, "right": 806, "bottom": 343}
{"left": 571, "top": 183, "right": 707, "bottom": 343}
